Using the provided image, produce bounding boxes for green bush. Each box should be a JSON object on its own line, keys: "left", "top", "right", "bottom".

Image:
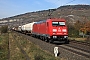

{"left": 68, "top": 26, "right": 80, "bottom": 37}
{"left": 0, "top": 25, "right": 8, "bottom": 33}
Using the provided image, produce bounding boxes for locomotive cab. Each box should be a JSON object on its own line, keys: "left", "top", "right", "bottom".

{"left": 47, "top": 19, "right": 68, "bottom": 43}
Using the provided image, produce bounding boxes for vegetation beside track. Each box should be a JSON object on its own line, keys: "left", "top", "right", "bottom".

{"left": 69, "top": 37, "right": 90, "bottom": 43}
{"left": 0, "top": 33, "right": 8, "bottom": 60}
{"left": 9, "top": 32, "right": 60, "bottom": 60}
{"left": 9, "top": 32, "right": 26, "bottom": 60}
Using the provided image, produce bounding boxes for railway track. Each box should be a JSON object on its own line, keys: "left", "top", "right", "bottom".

{"left": 69, "top": 40, "right": 90, "bottom": 46}
{"left": 16, "top": 32, "right": 90, "bottom": 60}
{"left": 59, "top": 44, "right": 90, "bottom": 58}
{"left": 58, "top": 40, "right": 90, "bottom": 58}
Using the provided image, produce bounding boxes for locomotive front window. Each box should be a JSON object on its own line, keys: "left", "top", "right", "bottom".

{"left": 59, "top": 22, "right": 65, "bottom": 26}
{"left": 52, "top": 22, "right": 65, "bottom": 26}
{"left": 52, "top": 22, "right": 58, "bottom": 26}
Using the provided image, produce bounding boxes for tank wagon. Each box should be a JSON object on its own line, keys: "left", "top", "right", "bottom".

{"left": 32, "top": 18, "right": 69, "bottom": 43}
{"left": 21, "top": 22, "right": 36, "bottom": 34}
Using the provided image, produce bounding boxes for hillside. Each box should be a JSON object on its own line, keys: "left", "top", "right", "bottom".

{"left": 1, "top": 5, "right": 90, "bottom": 27}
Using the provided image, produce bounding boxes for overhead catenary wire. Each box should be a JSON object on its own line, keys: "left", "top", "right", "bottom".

{"left": 54, "top": 0, "right": 76, "bottom": 6}
{"left": 47, "top": 0, "right": 76, "bottom": 18}
{"left": 64, "top": 0, "right": 76, "bottom": 5}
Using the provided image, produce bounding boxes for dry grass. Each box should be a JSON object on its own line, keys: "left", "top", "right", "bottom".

{"left": 69, "top": 37, "right": 90, "bottom": 44}
{"left": 9, "top": 33, "right": 26, "bottom": 60}
{"left": 10, "top": 32, "right": 61, "bottom": 60}
{"left": 0, "top": 32, "right": 68, "bottom": 60}
{"left": 69, "top": 37, "right": 86, "bottom": 40}
{"left": 0, "top": 33, "right": 8, "bottom": 60}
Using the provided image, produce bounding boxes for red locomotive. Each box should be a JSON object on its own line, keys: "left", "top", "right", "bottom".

{"left": 32, "top": 18, "right": 69, "bottom": 43}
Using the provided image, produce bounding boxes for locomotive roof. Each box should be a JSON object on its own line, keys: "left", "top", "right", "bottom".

{"left": 51, "top": 18, "right": 66, "bottom": 21}
{"left": 36, "top": 20, "right": 46, "bottom": 24}
{"left": 35, "top": 18, "right": 66, "bottom": 24}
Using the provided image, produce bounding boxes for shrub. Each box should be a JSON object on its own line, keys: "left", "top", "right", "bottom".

{"left": 0, "top": 25, "right": 8, "bottom": 33}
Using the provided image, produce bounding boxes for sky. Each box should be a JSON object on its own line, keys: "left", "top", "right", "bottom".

{"left": 0, "top": 0, "right": 90, "bottom": 19}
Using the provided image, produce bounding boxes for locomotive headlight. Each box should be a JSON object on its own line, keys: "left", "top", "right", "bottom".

{"left": 53, "top": 36, "right": 57, "bottom": 38}
{"left": 64, "top": 36, "right": 68, "bottom": 38}
{"left": 62, "top": 29, "right": 66, "bottom": 32}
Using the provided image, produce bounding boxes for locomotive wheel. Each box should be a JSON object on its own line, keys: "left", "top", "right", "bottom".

{"left": 45, "top": 38, "right": 49, "bottom": 42}
{"left": 40, "top": 36, "right": 42, "bottom": 40}
{"left": 49, "top": 39, "right": 53, "bottom": 43}
{"left": 65, "top": 39, "right": 69, "bottom": 44}
{"left": 42, "top": 37, "right": 45, "bottom": 41}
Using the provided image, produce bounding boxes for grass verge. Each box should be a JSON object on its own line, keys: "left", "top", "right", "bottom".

{"left": 0, "top": 33, "right": 8, "bottom": 60}
{"left": 10, "top": 32, "right": 60, "bottom": 60}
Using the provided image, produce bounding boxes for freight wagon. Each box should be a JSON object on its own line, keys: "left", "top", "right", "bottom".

{"left": 21, "top": 22, "right": 36, "bottom": 34}
{"left": 32, "top": 18, "right": 69, "bottom": 43}
{"left": 17, "top": 26, "right": 22, "bottom": 32}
